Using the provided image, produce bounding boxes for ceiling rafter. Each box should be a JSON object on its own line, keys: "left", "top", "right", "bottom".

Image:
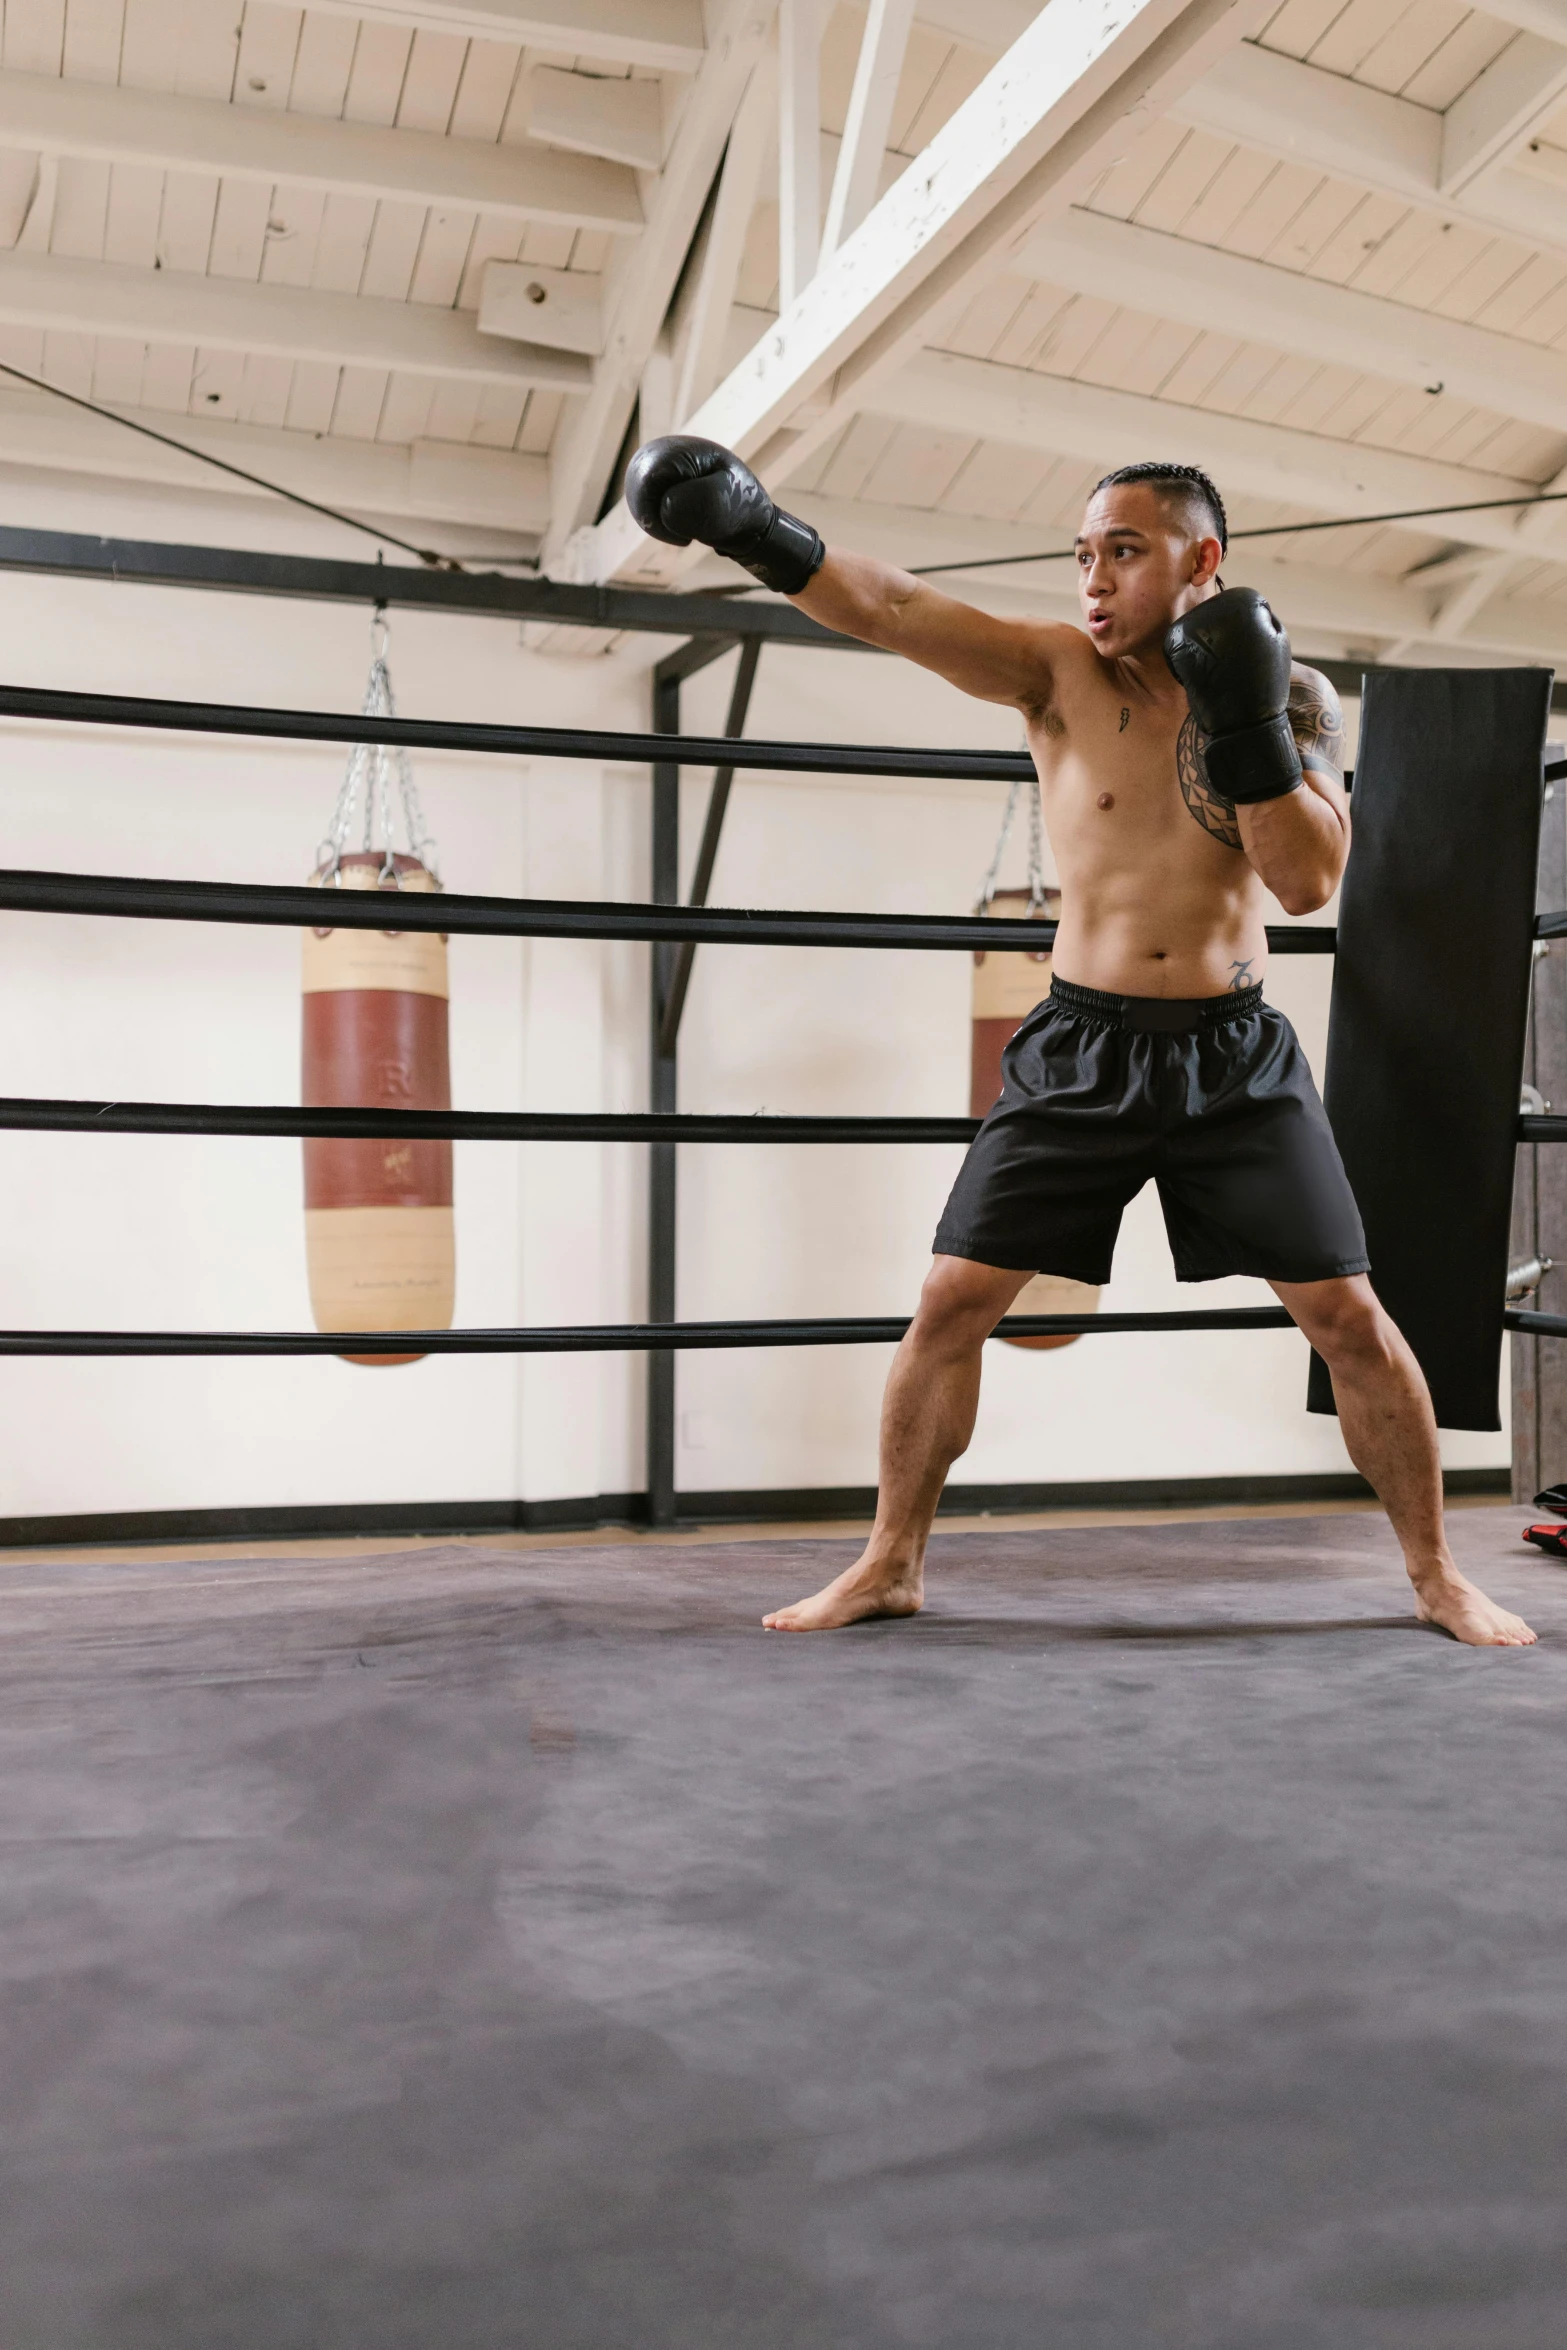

{"left": 1021, "top": 208, "right": 1567, "bottom": 439}
{"left": 0, "top": 68, "right": 643, "bottom": 233}
{"left": 866, "top": 347, "right": 1567, "bottom": 565}
{"left": 301, "top": 0, "right": 707, "bottom": 75}
{"left": 0, "top": 383, "right": 549, "bottom": 533}
{"left": 0, "top": 251, "right": 591, "bottom": 388}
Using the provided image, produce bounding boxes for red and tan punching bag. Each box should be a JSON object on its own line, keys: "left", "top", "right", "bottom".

{"left": 304, "top": 853, "right": 454, "bottom": 1365}
{"left": 971, "top": 882, "right": 1102, "bottom": 1351}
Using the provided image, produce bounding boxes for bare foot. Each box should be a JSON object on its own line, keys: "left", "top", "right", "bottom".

{"left": 763, "top": 1557, "right": 923, "bottom": 1631}
{"left": 1413, "top": 1567, "right": 1537, "bottom": 1647}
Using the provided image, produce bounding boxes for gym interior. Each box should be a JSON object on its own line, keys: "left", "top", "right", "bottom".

{"left": 2, "top": 1, "right": 1567, "bottom": 2342}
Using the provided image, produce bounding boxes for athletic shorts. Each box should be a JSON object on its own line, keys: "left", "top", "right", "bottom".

{"left": 933, "top": 976, "right": 1369, "bottom": 1287}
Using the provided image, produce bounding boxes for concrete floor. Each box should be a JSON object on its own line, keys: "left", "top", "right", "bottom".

{"left": 1, "top": 1504, "right": 1564, "bottom": 2348}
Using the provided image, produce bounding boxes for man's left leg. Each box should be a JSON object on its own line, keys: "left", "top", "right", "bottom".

{"left": 1274, "top": 1274, "right": 1535, "bottom": 1648}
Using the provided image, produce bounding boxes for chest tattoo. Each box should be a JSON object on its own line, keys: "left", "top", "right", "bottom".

{"left": 1118, "top": 706, "right": 1130, "bottom": 732}
{"left": 1177, "top": 713, "right": 1242, "bottom": 850}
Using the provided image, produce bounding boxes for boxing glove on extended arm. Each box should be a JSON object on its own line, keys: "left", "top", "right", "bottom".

{"left": 625, "top": 435, "right": 826, "bottom": 596}
{"left": 1162, "top": 588, "right": 1303, "bottom": 804}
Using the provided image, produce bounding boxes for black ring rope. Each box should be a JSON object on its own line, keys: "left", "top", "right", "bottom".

{"left": 0, "top": 868, "right": 1339, "bottom": 953}
{"left": 0, "top": 681, "right": 1038, "bottom": 785}
{"left": 0, "top": 1308, "right": 1296, "bottom": 1356}
{"left": 7, "top": 1103, "right": 1562, "bottom": 1146}
{"left": 0, "top": 1099, "right": 984, "bottom": 1144}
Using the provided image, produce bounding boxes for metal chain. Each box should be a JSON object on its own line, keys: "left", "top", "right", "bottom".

{"left": 973, "top": 761, "right": 1048, "bottom": 915}
{"left": 313, "top": 608, "right": 441, "bottom": 885}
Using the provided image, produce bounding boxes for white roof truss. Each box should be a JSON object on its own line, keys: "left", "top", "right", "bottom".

{"left": 577, "top": 0, "right": 1274, "bottom": 585}
{"left": 543, "top": 0, "right": 780, "bottom": 554}
{"left": 820, "top": 0, "right": 919, "bottom": 261}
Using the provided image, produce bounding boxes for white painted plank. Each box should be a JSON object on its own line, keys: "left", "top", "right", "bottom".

{"left": 4, "top": 0, "right": 66, "bottom": 76}
{"left": 779, "top": 0, "right": 821, "bottom": 305}
{"left": 61, "top": 0, "right": 123, "bottom": 85}
{"left": 234, "top": 5, "right": 304, "bottom": 111}
{"left": 407, "top": 202, "right": 479, "bottom": 305}
{"left": 821, "top": 0, "right": 918, "bottom": 256}
{"left": 344, "top": 18, "right": 416, "bottom": 122}
{"left": 288, "top": 10, "right": 358, "bottom": 114}
{"left": 49, "top": 155, "right": 109, "bottom": 257}
{"left": 448, "top": 36, "right": 522, "bottom": 138}
{"left": 396, "top": 24, "right": 467, "bottom": 130}
{"left": 101, "top": 156, "right": 161, "bottom": 264}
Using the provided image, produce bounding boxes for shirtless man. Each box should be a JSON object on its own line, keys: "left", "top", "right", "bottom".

{"left": 626, "top": 437, "right": 1535, "bottom": 1650}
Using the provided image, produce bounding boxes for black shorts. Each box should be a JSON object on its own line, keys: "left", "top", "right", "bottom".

{"left": 934, "top": 976, "right": 1369, "bottom": 1287}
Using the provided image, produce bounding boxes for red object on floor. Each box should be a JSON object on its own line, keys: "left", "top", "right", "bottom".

{"left": 1523, "top": 1522, "right": 1567, "bottom": 1557}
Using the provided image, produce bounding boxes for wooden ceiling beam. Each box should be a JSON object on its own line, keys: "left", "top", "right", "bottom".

{"left": 0, "top": 67, "right": 643, "bottom": 233}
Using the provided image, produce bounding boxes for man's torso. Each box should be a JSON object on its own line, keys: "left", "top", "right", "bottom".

{"left": 1020, "top": 628, "right": 1272, "bottom": 1000}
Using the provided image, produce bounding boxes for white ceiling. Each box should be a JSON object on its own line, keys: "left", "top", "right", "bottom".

{"left": 0, "top": 0, "right": 1564, "bottom": 666}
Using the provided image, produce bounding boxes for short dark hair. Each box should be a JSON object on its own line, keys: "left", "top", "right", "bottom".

{"left": 1091, "top": 461, "right": 1228, "bottom": 553}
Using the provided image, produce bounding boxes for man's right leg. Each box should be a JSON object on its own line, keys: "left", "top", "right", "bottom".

{"left": 762, "top": 1255, "right": 1030, "bottom": 1631}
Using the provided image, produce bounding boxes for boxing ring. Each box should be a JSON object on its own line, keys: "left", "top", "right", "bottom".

{"left": 0, "top": 658, "right": 1559, "bottom": 1522}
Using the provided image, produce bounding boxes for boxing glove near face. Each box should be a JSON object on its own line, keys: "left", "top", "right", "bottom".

{"left": 1163, "top": 587, "right": 1303, "bottom": 805}
{"left": 625, "top": 435, "right": 825, "bottom": 596}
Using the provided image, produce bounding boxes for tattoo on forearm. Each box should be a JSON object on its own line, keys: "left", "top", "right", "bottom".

{"left": 1177, "top": 713, "right": 1242, "bottom": 849}
{"left": 1229, "top": 957, "right": 1256, "bottom": 992}
{"left": 1287, "top": 665, "right": 1345, "bottom": 781}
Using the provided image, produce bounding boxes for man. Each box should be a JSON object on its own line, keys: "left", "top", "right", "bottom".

{"left": 626, "top": 437, "right": 1535, "bottom": 1650}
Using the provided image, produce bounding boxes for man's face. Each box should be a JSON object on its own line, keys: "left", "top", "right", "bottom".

{"left": 1074, "top": 484, "right": 1222, "bottom": 660}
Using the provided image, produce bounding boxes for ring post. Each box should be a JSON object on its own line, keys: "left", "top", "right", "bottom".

{"left": 1308, "top": 667, "right": 1552, "bottom": 1430}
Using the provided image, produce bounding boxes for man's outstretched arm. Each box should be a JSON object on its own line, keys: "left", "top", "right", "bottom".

{"left": 625, "top": 432, "right": 1061, "bottom": 711}
{"left": 795, "top": 547, "right": 1065, "bottom": 709}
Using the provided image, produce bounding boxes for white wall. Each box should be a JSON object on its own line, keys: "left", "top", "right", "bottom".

{"left": 0, "top": 465, "right": 657, "bottom": 1519}
{"left": 0, "top": 464, "right": 1506, "bottom": 1519}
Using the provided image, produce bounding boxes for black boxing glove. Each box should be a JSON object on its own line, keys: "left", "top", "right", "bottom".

{"left": 1163, "top": 587, "right": 1303, "bottom": 805}
{"left": 625, "top": 435, "right": 826, "bottom": 596}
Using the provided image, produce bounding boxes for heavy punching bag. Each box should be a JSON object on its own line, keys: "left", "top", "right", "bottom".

{"left": 971, "top": 781, "right": 1100, "bottom": 1352}
{"left": 303, "top": 612, "right": 454, "bottom": 1366}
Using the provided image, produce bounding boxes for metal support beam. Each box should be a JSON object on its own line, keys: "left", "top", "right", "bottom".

{"left": 648, "top": 662, "right": 683, "bottom": 1528}
{"left": 1514, "top": 748, "right": 1567, "bottom": 1497}
{"left": 658, "top": 639, "right": 763, "bottom": 1056}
